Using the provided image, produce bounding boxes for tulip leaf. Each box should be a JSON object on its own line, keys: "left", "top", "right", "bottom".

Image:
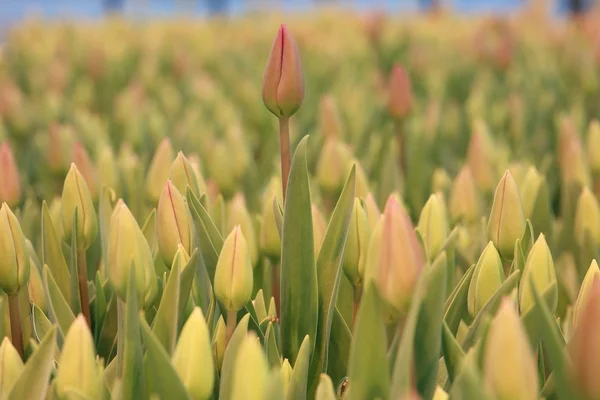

{"left": 448, "top": 355, "right": 491, "bottom": 400}
{"left": 309, "top": 166, "right": 356, "bottom": 394}
{"left": 41, "top": 201, "right": 71, "bottom": 302}
{"left": 265, "top": 321, "right": 281, "bottom": 368}
{"left": 43, "top": 264, "right": 75, "bottom": 343}
{"left": 415, "top": 252, "right": 448, "bottom": 399}
{"left": 461, "top": 270, "right": 521, "bottom": 352}
{"left": 521, "top": 282, "right": 560, "bottom": 348}
{"left": 529, "top": 280, "right": 577, "bottom": 399}
{"left": 273, "top": 196, "right": 283, "bottom": 242}
{"left": 444, "top": 264, "right": 475, "bottom": 333}
{"left": 121, "top": 265, "right": 147, "bottom": 400}
{"left": 8, "top": 327, "right": 57, "bottom": 400}
{"left": 521, "top": 219, "right": 535, "bottom": 255}
{"left": 178, "top": 249, "right": 198, "bottom": 324}
{"left": 152, "top": 262, "right": 180, "bottom": 356}
{"left": 187, "top": 189, "right": 223, "bottom": 281}
{"left": 280, "top": 136, "right": 318, "bottom": 366}
{"left": 254, "top": 290, "right": 267, "bottom": 323}
{"left": 99, "top": 186, "right": 116, "bottom": 268}
{"left": 219, "top": 314, "right": 250, "bottom": 400}
{"left": 347, "top": 283, "right": 389, "bottom": 400}
{"left": 96, "top": 295, "right": 118, "bottom": 362}
{"left": 288, "top": 335, "right": 312, "bottom": 400}
{"left": 93, "top": 272, "right": 107, "bottom": 342}
{"left": 141, "top": 208, "right": 157, "bottom": 253}
{"left": 510, "top": 238, "right": 527, "bottom": 275}
{"left": 104, "top": 358, "right": 118, "bottom": 395}
{"left": 327, "top": 309, "right": 351, "bottom": 386}
{"left": 241, "top": 300, "right": 265, "bottom": 342}
{"left": 31, "top": 303, "right": 53, "bottom": 345}
{"left": 68, "top": 210, "right": 82, "bottom": 316}
{"left": 140, "top": 319, "right": 191, "bottom": 400}
{"left": 441, "top": 321, "right": 465, "bottom": 385}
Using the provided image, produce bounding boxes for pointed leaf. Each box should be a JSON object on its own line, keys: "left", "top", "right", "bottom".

{"left": 187, "top": 189, "right": 223, "bottom": 281}
{"left": 41, "top": 202, "right": 71, "bottom": 301}
{"left": 219, "top": 314, "right": 250, "bottom": 400}
{"left": 93, "top": 272, "right": 107, "bottom": 342}
{"left": 273, "top": 196, "right": 283, "bottom": 242}
{"left": 441, "top": 321, "right": 465, "bottom": 384}
{"left": 43, "top": 265, "right": 75, "bottom": 341}
{"left": 288, "top": 335, "right": 312, "bottom": 400}
{"left": 327, "top": 309, "right": 352, "bottom": 386}
{"left": 444, "top": 264, "right": 475, "bottom": 333}
{"left": 69, "top": 209, "right": 82, "bottom": 316}
{"left": 178, "top": 249, "right": 198, "bottom": 320}
{"left": 265, "top": 321, "right": 281, "bottom": 368}
{"left": 152, "top": 263, "right": 180, "bottom": 355}
{"left": 31, "top": 304, "right": 53, "bottom": 343}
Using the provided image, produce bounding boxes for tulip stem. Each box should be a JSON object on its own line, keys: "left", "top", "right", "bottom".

{"left": 279, "top": 117, "right": 291, "bottom": 203}
{"left": 352, "top": 284, "right": 363, "bottom": 327}
{"left": 226, "top": 311, "right": 237, "bottom": 346}
{"left": 78, "top": 249, "right": 91, "bottom": 328}
{"left": 395, "top": 120, "right": 406, "bottom": 178}
{"left": 8, "top": 294, "right": 24, "bottom": 360}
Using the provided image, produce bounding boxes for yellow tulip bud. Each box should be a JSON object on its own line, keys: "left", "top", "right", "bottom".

{"left": 227, "top": 193, "right": 258, "bottom": 267}
{"left": 61, "top": 163, "right": 98, "bottom": 250}
{"left": 343, "top": 199, "right": 370, "bottom": 287}
{"left": 169, "top": 152, "right": 202, "bottom": 200}
{"left": 0, "top": 337, "right": 23, "bottom": 398}
{"left": 146, "top": 138, "right": 174, "bottom": 203}
{"left": 575, "top": 187, "right": 600, "bottom": 247}
{"left": 231, "top": 333, "right": 268, "bottom": 400}
{"left": 519, "top": 234, "right": 557, "bottom": 314}
{"left": 418, "top": 193, "right": 449, "bottom": 261}
{"left": 0, "top": 203, "right": 29, "bottom": 295}
{"left": 573, "top": 260, "right": 600, "bottom": 329}
{"left": 467, "top": 242, "right": 504, "bottom": 318}
{"left": 449, "top": 165, "right": 480, "bottom": 224}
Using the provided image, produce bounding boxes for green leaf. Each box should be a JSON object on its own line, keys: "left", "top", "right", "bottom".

{"left": 521, "top": 220, "right": 535, "bottom": 255}
{"left": 178, "top": 249, "right": 198, "bottom": 325}
{"left": 43, "top": 265, "right": 75, "bottom": 342}
{"left": 327, "top": 309, "right": 351, "bottom": 386}
{"left": 93, "top": 272, "right": 107, "bottom": 343}
{"left": 444, "top": 264, "right": 475, "bottom": 334}
{"left": 254, "top": 290, "right": 267, "bottom": 322}
{"left": 8, "top": 327, "right": 57, "bottom": 400}
{"left": 415, "top": 252, "right": 448, "bottom": 399}
{"left": 0, "top": 297, "right": 7, "bottom": 341}
{"left": 441, "top": 321, "right": 465, "bottom": 385}
{"left": 96, "top": 294, "right": 118, "bottom": 362}
{"left": 521, "top": 282, "right": 560, "bottom": 348}
{"left": 288, "top": 335, "right": 311, "bottom": 400}
{"left": 280, "top": 136, "right": 318, "bottom": 366}
{"left": 99, "top": 186, "right": 116, "bottom": 268}
{"left": 141, "top": 209, "right": 157, "bottom": 253}
{"left": 187, "top": 189, "right": 224, "bottom": 282}
{"left": 265, "top": 321, "right": 281, "bottom": 368}
{"left": 241, "top": 300, "right": 265, "bottom": 342}
{"left": 68, "top": 209, "right": 82, "bottom": 316}
{"left": 140, "top": 319, "right": 191, "bottom": 400}
{"left": 448, "top": 355, "right": 491, "bottom": 400}
{"left": 461, "top": 270, "right": 521, "bottom": 352}
{"left": 121, "top": 265, "right": 146, "bottom": 400}
{"left": 152, "top": 262, "right": 180, "bottom": 355}
{"left": 219, "top": 314, "right": 250, "bottom": 400}
{"left": 310, "top": 166, "right": 356, "bottom": 394}
{"left": 41, "top": 202, "right": 71, "bottom": 302}
{"left": 31, "top": 304, "right": 53, "bottom": 343}
{"left": 347, "top": 283, "right": 389, "bottom": 400}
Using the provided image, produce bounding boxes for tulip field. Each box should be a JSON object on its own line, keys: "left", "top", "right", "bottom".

{"left": 0, "top": 8, "right": 600, "bottom": 399}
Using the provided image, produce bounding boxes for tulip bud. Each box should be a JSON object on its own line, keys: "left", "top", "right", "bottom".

{"left": 519, "top": 167, "right": 543, "bottom": 219}
{"left": 0, "top": 142, "right": 21, "bottom": 208}
{"left": 0, "top": 337, "right": 23, "bottom": 397}
{"left": 466, "top": 120, "right": 497, "bottom": 193}
{"left": 169, "top": 152, "right": 202, "bottom": 200}
{"left": 55, "top": 315, "right": 103, "bottom": 399}
{"left": 318, "top": 95, "right": 342, "bottom": 139}
{"left": 487, "top": 170, "right": 526, "bottom": 261}
{"left": 259, "top": 195, "right": 281, "bottom": 261}
{"left": 227, "top": 193, "right": 258, "bottom": 267}
{"left": 316, "top": 138, "right": 354, "bottom": 197}
{"left": 0, "top": 204, "right": 29, "bottom": 295}
{"left": 231, "top": 333, "right": 268, "bottom": 400}
{"left": 387, "top": 64, "right": 413, "bottom": 120}
{"left": 343, "top": 199, "right": 370, "bottom": 287}
{"left": 281, "top": 359, "right": 293, "bottom": 396}
{"left": 449, "top": 165, "right": 480, "bottom": 224}
{"left": 187, "top": 154, "right": 208, "bottom": 196}
{"left": 562, "top": 138, "right": 591, "bottom": 189}
{"left": 365, "top": 196, "right": 424, "bottom": 320}
{"left": 363, "top": 193, "right": 381, "bottom": 233}
{"left": 28, "top": 263, "right": 46, "bottom": 314}
{"left": 156, "top": 181, "right": 195, "bottom": 267}
{"left": 519, "top": 234, "right": 557, "bottom": 314}
{"left": 431, "top": 168, "right": 452, "bottom": 197}
{"left": 312, "top": 204, "right": 327, "bottom": 257}
{"left": 213, "top": 316, "right": 226, "bottom": 372}
{"left": 575, "top": 187, "right": 600, "bottom": 247}
{"left": 570, "top": 277, "right": 600, "bottom": 399}
{"left": 172, "top": 308, "right": 214, "bottom": 400}
{"left": 418, "top": 193, "right": 449, "bottom": 261}
{"left": 61, "top": 163, "right": 98, "bottom": 250}
{"left": 107, "top": 200, "right": 158, "bottom": 308}
{"left": 146, "top": 138, "right": 174, "bottom": 203}
{"left": 73, "top": 142, "right": 99, "bottom": 201}
{"left": 47, "top": 123, "right": 76, "bottom": 175}
{"left": 262, "top": 24, "right": 304, "bottom": 118}
{"left": 467, "top": 242, "right": 505, "bottom": 318}
{"left": 96, "top": 145, "right": 120, "bottom": 194}
{"left": 573, "top": 260, "right": 600, "bottom": 329}
{"left": 587, "top": 120, "right": 600, "bottom": 174}
{"left": 214, "top": 226, "right": 253, "bottom": 312}
{"left": 433, "top": 387, "right": 449, "bottom": 400}
{"left": 484, "top": 298, "right": 538, "bottom": 400}
{"left": 315, "top": 374, "right": 336, "bottom": 400}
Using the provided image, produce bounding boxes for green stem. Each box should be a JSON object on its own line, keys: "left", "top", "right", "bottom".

{"left": 272, "top": 263, "right": 281, "bottom": 318}
{"left": 279, "top": 117, "right": 291, "bottom": 203}
{"left": 78, "top": 249, "right": 91, "bottom": 328}
{"left": 8, "top": 294, "right": 24, "bottom": 360}
{"left": 352, "top": 283, "right": 363, "bottom": 328}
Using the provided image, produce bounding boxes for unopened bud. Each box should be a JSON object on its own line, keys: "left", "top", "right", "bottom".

{"left": 467, "top": 242, "right": 504, "bottom": 318}
{"left": 172, "top": 308, "right": 214, "bottom": 400}
{"left": 312, "top": 204, "right": 327, "bottom": 257}
{"left": 0, "top": 337, "right": 23, "bottom": 397}
{"left": 484, "top": 298, "right": 538, "bottom": 400}
{"left": 487, "top": 170, "right": 525, "bottom": 261}
{"left": 573, "top": 260, "right": 600, "bottom": 329}
{"left": 156, "top": 181, "right": 195, "bottom": 267}
{"left": 519, "top": 167, "right": 544, "bottom": 219}
{"left": 418, "top": 193, "right": 449, "bottom": 261}
{"left": 0, "top": 203, "right": 29, "bottom": 295}
{"left": 431, "top": 168, "right": 452, "bottom": 197}
{"left": 575, "top": 187, "right": 600, "bottom": 247}
{"left": 0, "top": 142, "right": 21, "bottom": 207}
{"left": 316, "top": 138, "right": 354, "bottom": 197}
{"left": 55, "top": 315, "right": 103, "bottom": 399}
{"left": 169, "top": 152, "right": 202, "bottom": 200}
{"left": 227, "top": 193, "right": 258, "bottom": 267}
{"left": 281, "top": 359, "right": 292, "bottom": 396}
{"left": 519, "top": 234, "right": 557, "bottom": 314}
{"left": 28, "top": 263, "right": 46, "bottom": 314}
{"left": 363, "top": 193, "right": 381, "bottom": 233}
{"left": 343, "top": 199, "right": 370, "bottom": 287}
{"left": 73, "top": 142, "right": 99, "bottom": 201}
{"left": 259, "top": 195, "right": 281, "bottom": 261}
{"left": 214, "top": 226, "right": 253, "bottom": 312}
{"left": 387, "top": 64, "right": 413, "bottom": 120}
{"left": 96, "top": 145, "right": 120, "bottom": 194}
{"left": 61, "top": 163, "right": 98, "bottom": 250}
{"left": 262, "top": 24, "right": 305, "bottom": 118}
{"left": 146, "top": 138, "right": 174, "bottom": 203}
{"left": 213, "top": 316, "right": 226, "bottom": 372}
{"left": 466, "top": 120, "right": 497, "bottom": 193}
{"left": 315, "top": 374, "right": 336, "bottom": 400}
{"left": 231, "top": 333, "right": 268, "bottom": 400}
{"left": 449, "top": 165, "right": 480, "bottom": 223}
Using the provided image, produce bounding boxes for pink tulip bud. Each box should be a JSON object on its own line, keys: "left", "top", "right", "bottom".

{"left": 262, "top": 24, "right": 305, "bottom": 118}
{"left": 0, "top": 143, "right": 21, "bottom": 208}
{"left": 387, "top": 64, "right": 413, "bottom": 121}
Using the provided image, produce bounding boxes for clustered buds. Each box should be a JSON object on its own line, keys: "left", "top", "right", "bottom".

{"left": 387, "top": 64, "right": 413, "bottom": 120}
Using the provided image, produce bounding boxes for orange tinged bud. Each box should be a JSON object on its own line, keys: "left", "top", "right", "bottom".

{"left": 0, "top": 143, "right": 20, "bottom": 208}
{"left": 387, "top": 64, "right": 413, "bottom": 120}
{"left": 262, "top": 24, "right": 305, "bottom": 118}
